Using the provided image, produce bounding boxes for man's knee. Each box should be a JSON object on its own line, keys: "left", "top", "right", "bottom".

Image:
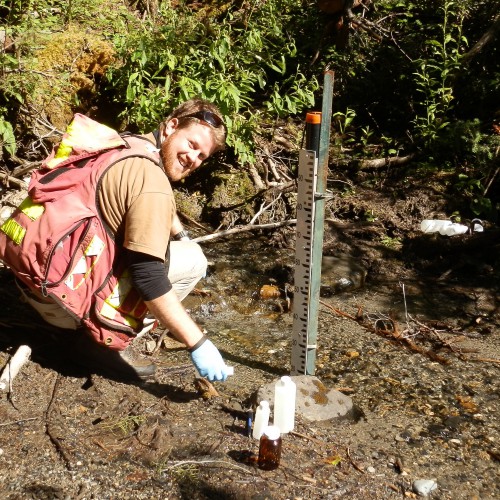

{"left": 191, "top": 242, "right": 208, "bottom": 279}
{"left": 168, "top": 240, "right": 207, "bottom": 283}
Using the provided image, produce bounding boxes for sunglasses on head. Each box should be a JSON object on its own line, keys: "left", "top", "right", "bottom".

{"left": 182, "top": 110, "right": 223, "bottom": 128}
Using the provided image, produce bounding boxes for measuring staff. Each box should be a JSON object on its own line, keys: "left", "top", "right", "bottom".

{"left": 291, "top": 70, "right": 334, "bottom": 375}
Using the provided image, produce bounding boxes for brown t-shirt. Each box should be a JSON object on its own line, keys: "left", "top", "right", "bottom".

{"left": 97, "top": 134, "right": 175, "bottom": 261}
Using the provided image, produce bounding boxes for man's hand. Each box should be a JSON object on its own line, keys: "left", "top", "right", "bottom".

{"left": 190, "top": 338, "right": 229, "bottom": 381}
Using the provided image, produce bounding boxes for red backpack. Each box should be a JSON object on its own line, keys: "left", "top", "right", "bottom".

{"left": 0, "top": 114, "right": 161, "bottom": 349}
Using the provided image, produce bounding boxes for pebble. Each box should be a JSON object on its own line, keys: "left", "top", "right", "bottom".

{"left": 412, "top": 479, "right": 438, "bottom": 497}
{"left": 145, "top": 340, "right": 156, "bottom": 353}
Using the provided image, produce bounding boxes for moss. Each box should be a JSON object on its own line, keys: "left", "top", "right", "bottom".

{"left": 209, "top": 169, "right": 256, "bottom": 213}
{"left": 30, "top": 25, "right": 116, "bottom": 130}
{"left": 311, "top": 379, "right": 329, "bottom": 406}
{"left": 174, "top": 189, "right": 207, "bottom": 221}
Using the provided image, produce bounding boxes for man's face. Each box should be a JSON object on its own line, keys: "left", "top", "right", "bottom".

{"left": 160, "top": 120, "right": 216, "bottom": 182}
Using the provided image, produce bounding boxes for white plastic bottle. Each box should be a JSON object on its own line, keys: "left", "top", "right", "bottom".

{"left": 420, "top": 219, "right": 451, "bottom": 234}
{"left": 273, "top": 376, "right": 296, "bottom": 434}
{"left": 252, "top": 400, "right": 270, "bottom": 440}
{"left": 442, "top": 223, "right": 468, "bottom": 236}
{"left": 420, "top": 219, "right": 468, "bottom": 236}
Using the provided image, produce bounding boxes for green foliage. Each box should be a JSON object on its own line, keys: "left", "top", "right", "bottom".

{"left": 1, "top": 0, "right": 498, "bottom": 223}
{"left": 412, "top": 0, "right": 467, "bottom": 145}
{"left": 428, "top": 119, "right": 500, "bottom": 218}
{"left": 105, "top": 0, "right": 319, "bottom": 164}
{"left": 380, "top": 235, "right": 402, "bottom": 249}
{"left": 0, "top": 113, "right": 16, "bottom": 156}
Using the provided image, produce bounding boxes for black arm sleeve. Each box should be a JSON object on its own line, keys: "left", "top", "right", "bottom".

{"left": 125, "top": 249, "right": 172, "bottom": 301}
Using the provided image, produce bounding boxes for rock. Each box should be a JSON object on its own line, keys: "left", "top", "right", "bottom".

{"left": 412, "top": 479, "right": 438, "bottom": 497}
{"left": 254, "top": 375, "right": 355, "bottom": 423}
{"left": 320, "top": 255, "right": 367, "bottom": 296}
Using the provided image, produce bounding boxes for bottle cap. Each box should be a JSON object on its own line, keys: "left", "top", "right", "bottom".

{"left": 278, "top": 375, "right": 293, "bottom": 386}
{"left": 225, "top": 366, "right": 234, "bottom": 376}
{"left": 262, "top": 425, "right": 281, "bottom": 440}
{"left": 306, "top": 112, "right": 322, "bottom": 124}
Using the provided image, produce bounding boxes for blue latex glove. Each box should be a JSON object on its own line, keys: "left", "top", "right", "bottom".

{"left": 190, "top": 338, "right": 228, "bottom": 382}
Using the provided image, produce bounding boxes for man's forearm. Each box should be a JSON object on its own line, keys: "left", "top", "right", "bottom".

{"left": 144, "top": 289, "right": 204, "bottom": 348}
{"left": 171, "top": 213, "right": 185, "bottom": 238}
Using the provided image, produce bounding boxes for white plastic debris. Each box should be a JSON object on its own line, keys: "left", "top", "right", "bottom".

{"left": 420, "top": 219, "right": 469, "bottom": 236}
{"left": 0, "top": 345, "right": 32, "bottom": 391}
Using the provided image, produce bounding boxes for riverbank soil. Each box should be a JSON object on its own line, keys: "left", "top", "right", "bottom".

{"left": 0, "top": 185, "right": 499, "bottom": 499}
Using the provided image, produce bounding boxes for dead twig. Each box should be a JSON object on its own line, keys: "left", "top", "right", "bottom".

{"left": 249, "top": 193, "right": 282, "bottom": 225}
{"left": 45, "top": 373, "right": 73, "bottom": 470}
{"left": 0, "top": 172, "right": 28, "bottom": 189}
{"left": 319, "top": 300, "right": 450, "bottom": 364}
{"left": 290, "top": 430, "right": 327, "bottom": 445}
{"left": 0, "top": 416, "right": 39, "bottom": 427}
{"left": 177, "top": 210, "right": 212, "bottom": 234}
{"left": 467, "top": 357, "right": 500, "bottom": 365}
{"left": 151, "top": 328, "right": 170, "bottom": 355}
{"left": 346, "top": 446, "right": 365, "bottom": 473}
{"left": 191, "top": 219, "right": 296, "bottom": 243}
{"left": 160, "top": 459, "right": 254, "bottom": 474}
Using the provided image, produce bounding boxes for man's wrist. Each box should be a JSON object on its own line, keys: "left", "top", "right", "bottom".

{"left": 173, "top": 229, "right": 190, "bottom": 241}
{"left": 188, "top": 335, "right": 207, "bottom": 352}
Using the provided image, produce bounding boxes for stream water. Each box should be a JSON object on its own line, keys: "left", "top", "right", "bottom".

{"left": 174, "top": 235, "right": 500, "bottom": 500}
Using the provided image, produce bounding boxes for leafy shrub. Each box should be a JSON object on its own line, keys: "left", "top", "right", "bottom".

{"left": 105, "top": 0, "right": 319, "bottom": 164}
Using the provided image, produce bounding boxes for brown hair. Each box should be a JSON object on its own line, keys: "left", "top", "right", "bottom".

{"left": 164, "top": 98, "right": 226, "bottom": 152}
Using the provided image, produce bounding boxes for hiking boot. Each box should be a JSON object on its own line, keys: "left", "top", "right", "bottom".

{"left": 72, "top": 333, "right": 156, "bottom": 381}
{"left": 118, "top": 345, "right": 157, "bottom": 380}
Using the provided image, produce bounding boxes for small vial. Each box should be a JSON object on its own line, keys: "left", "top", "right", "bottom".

{"left": 252, "top": 400, "right": 270, "bottom": 440}
{"left": 258, "top": 425, "right": 282, "bottom": 470}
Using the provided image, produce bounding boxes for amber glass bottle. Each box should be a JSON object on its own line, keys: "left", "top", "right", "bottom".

{"left": 258, "top": 425, "right": 282, "bottom": 470}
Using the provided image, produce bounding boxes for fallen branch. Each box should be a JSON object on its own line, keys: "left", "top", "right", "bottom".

{"left": 45, "top": 373, "right": 73, "bottom": 470}
{"left": 0, "top": 172, "right": 28, "bottom": 189}
{"left": 290, "top": 430, "right": 327, "bottom": 445}
{"left": 462, "top": 13, "right": 500, "bottom": 63}
{"left": 467, "top": 357, "right": 500, "bottom": 365}
{"left": 160, "top": 459, "right": 253, "bottom": 474}
{"left": 177, "top": 210, "right": 212, "bottom": 234}
{"left": 192, "top": 219, "right": 296, "bottom": 243}
{"left": 0, "top": 345, "right": 32, "bottom": 391}
{"left": 346, "top": 446, "right": 365, "bottom": 474}
{"left": 10, "top": 157, "right": 42, "bottom": 178}
{"left": 319, "top": 300, "right": 450, "bottom": 364}
{"left": 0, "top": 416, "right": 39, "bottom": 427}
{"left": 249, "top": 193, "right": 282, "bottom": 225}
{"left": 332, "top": 153, "right": 415, "bottom": 171}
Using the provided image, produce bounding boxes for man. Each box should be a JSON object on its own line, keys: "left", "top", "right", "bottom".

{"left": 1, "top": 98, "right": 230, "bottom": 382}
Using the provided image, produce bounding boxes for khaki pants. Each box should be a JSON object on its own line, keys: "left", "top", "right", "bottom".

{"left": 20, "top": 240, "right": 207, "bottom": 332}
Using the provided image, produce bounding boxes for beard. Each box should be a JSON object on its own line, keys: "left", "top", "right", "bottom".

{"left": 160, "top": 134, "right": 182, "bottom": 182}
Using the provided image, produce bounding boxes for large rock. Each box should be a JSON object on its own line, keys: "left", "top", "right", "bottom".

{"left": 254, "top": 375, "right": 354, "bottom": 423}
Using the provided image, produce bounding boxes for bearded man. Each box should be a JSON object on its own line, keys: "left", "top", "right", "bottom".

{"left": 0, "top": 98, "right": 230, "bottom": 382}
